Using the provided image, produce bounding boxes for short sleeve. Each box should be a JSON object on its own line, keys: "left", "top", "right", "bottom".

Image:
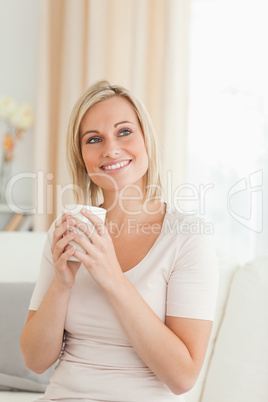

{"left": 28, "top": 221, "right": 56, "bottom": 311}
{"left": 166, "top": 232, "right": 219, "bottom": 321}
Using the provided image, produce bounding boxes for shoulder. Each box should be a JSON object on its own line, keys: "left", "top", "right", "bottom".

{"left": 163, "top": 204, "right": 218, "bottom": 269}
{"left": 164, "top": 203, "right": 214, "bottom": 237}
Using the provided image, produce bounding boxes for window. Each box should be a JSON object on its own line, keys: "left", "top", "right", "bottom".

{"left": 188, "top": 0, "right": 268, "bottom": 264}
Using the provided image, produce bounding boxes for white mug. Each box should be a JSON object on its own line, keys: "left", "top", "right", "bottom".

{"left": 64, "top": 204, "right": 106, "bottom": 262}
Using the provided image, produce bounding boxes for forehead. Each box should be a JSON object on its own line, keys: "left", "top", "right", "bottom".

{"left": 81, "top": 96, "right": 139, "bottom": 129}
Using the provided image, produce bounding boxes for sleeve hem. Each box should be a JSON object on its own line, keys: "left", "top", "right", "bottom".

{"left": 166, "top": 302, "right": 215, "bottom": 321}
{"left": 29, "top": 298, "right": 43, "bottom": 311}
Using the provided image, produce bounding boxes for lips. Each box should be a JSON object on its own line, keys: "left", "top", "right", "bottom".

{"left": 100, "top": 159, "right": 132, "bottom": 171}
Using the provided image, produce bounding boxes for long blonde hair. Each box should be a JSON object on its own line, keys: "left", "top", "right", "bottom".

{"left": 66, "top": 80, "right": 162, "bottom": 206}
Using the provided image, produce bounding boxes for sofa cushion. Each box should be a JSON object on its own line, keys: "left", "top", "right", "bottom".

{"left": 0, "top": 391, "right": 43, "bottom": 401}
{"left": 0, "top": 282, "right": 56, "bottom": 392}
{"left": 201, "top": 256, "right": 268, "bottom": 402}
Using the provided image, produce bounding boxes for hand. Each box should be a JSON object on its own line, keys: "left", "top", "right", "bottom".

{"left": 51, "top": 212, "right": 81, "bottom": 289}
{"left": 69, "top": 208, "right": 124, "bottom": 292}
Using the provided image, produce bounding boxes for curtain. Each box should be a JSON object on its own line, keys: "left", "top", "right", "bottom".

{"left": 33, "top": 0, "right": 191, "bottom": 231}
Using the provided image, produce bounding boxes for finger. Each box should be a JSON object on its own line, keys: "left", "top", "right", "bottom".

{"left": 67, "top": 216, "right": 102, "bottom": 245}
{"left": 56, "top": 245, "right": 77, "bottom": 269}
{"left": 62, "top": 245, "right": 76, "bottom": 261}
{"left": 63, "top": 243, "right": 73, "bottom": 252}
{"left": 71, "top": 247, "right": 88, "bottom": 266}
{"left": 53, "top": 229, "right": 77, "bottom": 262}
{"left": 51, "top": 231, "right": 77, "bottom": 262}
{"left": 58, "top": 218, "right": 76, "bottom": 237}
{"left": 52, "top": 218, "right": 76, "bottom": 254}
{"left": 55, "top": 211, "right": 72, "bottom": 229}
{"left": 81, "top": 209, "right": 108, "bottom": 237}
{"left": 69, "top": 232, "right": 95, "bottom": 254}
{"left": 81, "top": 208, "right": 103, "bottom": 225}
{"left": 76, "top": 220, "right": 106, "bottom": 245}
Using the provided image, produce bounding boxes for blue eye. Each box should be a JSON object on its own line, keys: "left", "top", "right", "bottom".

{"left": 86, "top": 137, "right": 101, "bottom": 144}
{"left": 118, "top": 128, "right": 131, "bottom": 136}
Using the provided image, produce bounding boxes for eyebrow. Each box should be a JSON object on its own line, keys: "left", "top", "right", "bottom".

{"left": 114, "top": 120, "right": 133, "bottom": 128}
{"left": 81, "top": 121, "right": 134, "bottom": 138}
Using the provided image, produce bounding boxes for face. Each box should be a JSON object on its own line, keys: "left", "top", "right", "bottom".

{"left": 80, "top": 96, "right": 149, "bottom": 194}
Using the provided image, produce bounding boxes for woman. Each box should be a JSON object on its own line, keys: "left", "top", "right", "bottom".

{"left": 20, "top": 80, "right": 219, "bottom": 402}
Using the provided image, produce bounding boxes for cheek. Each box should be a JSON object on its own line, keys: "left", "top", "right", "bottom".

{"left": 81, "top": 147, "right": 97, "bottom": 169}
{"left": 135, "top": 138, "right": 149, "bottom": 168}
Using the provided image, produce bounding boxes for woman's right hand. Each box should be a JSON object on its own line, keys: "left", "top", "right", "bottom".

{"left": 51, "top": 212, "right": 81, "bottom": 289}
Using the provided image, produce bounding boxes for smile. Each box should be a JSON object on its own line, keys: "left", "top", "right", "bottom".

{"left": 100, "top": 159, "right": 132, "bottom": 172}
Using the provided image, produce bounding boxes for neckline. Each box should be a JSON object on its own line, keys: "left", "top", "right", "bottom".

{"left": 123, "top": 202, "right": 168, "bottom": 275}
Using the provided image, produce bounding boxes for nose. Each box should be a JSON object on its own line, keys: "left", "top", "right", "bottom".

{"left": 102, "top": 138, "right": 120, "bottom": 159}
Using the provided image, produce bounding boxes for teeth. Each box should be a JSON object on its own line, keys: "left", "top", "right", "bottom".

{"left": 102, "top": 160, "right": 130, "bottom": 170}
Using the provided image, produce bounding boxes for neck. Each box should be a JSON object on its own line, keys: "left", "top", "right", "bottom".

{"left": 101, "top": 195, "right": 165, "bottom": 227}
{"left": 101, "top": 187, "right": 145, "bottom": 223}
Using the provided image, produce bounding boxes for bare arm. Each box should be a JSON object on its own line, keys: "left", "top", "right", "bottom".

{"left": 20, "top": 280, "right": 71, "bottom": 373}
{"left": 20, "top": 213, "right": 80, "bottom": 374}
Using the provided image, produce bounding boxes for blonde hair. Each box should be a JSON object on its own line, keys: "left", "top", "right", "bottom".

{"left": 66, "top": 80, "right": 162, "bottom": 206}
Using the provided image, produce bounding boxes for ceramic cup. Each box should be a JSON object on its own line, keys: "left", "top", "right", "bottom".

{"left": 64, "top": 204, "right": 106, "bottom": 262}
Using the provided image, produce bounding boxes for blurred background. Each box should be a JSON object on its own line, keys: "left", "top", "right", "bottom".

{"left": 0, "top": 0, "right": 267, "bottom": 266}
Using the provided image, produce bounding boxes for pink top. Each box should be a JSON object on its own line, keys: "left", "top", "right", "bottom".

{"left": 30, "top": 206, "right": 219, "bottom": 402}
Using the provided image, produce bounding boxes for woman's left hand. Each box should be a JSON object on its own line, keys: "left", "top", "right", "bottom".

{"left": 68, "top": 208, "right": 124, "bottom": 291}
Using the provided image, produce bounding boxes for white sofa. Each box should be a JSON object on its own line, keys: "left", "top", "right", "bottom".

{"left": 0, "top": 231, "right": 267, "bottom": 402}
